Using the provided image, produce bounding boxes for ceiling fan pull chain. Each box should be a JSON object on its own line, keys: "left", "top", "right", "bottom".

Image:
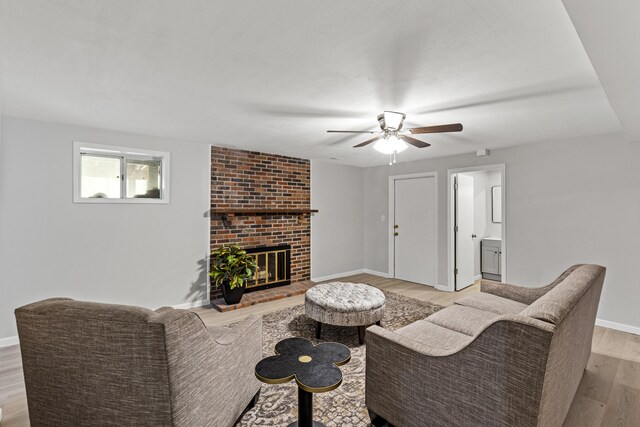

{"left": 388, "top": 154, "right": 393, "bottom": 166}
{"left": 393, "top": 151, "right": 397, "bottom": 164}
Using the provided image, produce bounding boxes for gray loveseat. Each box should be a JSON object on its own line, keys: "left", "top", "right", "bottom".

{"left": 365, "top": 264, "right": 606, "bottom": 427}
{"left": 15, "top": 298, "right": 262, "bottom": 427}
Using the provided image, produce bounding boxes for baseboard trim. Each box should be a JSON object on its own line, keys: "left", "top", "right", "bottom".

{"left": 312, "top": 268, "right": 391, "bottom": 283}
{"left": 172, "top": 299, "right": 210, "bottom": 310}
{"left": 362, "top": 269, "right": 389, "bottom": 278}
{"left": 474, "top": 274, "right": 482, "bottom": 281}
{"left": 312, "top": 269, "right": 367, "bottom": 283}
{"left": 596, "top": 318, "right": 640, "bottom": 335}
{"left": 0, "top": 335, "right": 19, "bottom": 348}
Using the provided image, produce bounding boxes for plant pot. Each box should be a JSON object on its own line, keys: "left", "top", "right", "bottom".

{"left": 221, "top": 282, "right": 245, "bottom": 305}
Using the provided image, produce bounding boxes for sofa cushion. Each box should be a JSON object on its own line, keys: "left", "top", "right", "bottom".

{"left": 395, "top": 320, "right": 472, "bottom": 350}
{"left": 426, "top": 305, "right": 500, "bottom": 336}
{"left": 455, "top": 292, "right": 528, "bottom": 315}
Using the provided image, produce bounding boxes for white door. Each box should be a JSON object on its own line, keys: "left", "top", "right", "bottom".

{"left": 455, "top": 174, "right": 475, "bottom": 290}
{"left": 394, "top": 177, "right": 437, "bottom": 286}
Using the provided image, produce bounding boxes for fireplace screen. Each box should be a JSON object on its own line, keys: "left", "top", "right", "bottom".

{"left": 244, "top": 244, "right": 291, "bottom": 291}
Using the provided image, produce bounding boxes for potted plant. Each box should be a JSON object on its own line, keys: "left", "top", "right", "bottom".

{"left": 210, "top": 244, "right": 258, "bottom": 305}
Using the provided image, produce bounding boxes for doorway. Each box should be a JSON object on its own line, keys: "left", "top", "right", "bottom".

{"left": 448, "top": 165, "right": 505, "bottom": 291}
{"left": 389, "top": 172, "right": 438, "bottom": 286}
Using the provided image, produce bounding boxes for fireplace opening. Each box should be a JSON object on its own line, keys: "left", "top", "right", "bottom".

{"left": 244, "top": 244, "right": 291, "bottom": 292}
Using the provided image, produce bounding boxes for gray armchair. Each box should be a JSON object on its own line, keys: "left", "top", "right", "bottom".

{"left": 15, "top": 298, "right": 262, "bottom": 427}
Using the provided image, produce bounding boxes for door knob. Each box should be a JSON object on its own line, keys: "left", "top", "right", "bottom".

{"left": 394, "top": 232, "right": 399, "bottom": 237}
{"left": 394, "top": 224, "right": 399, "bottom": 229}
{"left": 472, "top": 234, "right": 477, "bottom": 238}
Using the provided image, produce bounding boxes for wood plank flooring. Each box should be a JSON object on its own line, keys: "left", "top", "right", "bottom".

{"left": 1, "top": 273, "right": 639, "bottom": 426}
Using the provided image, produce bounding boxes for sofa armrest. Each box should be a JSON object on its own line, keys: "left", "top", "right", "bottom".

{"left": 365, "top": 318, "right": 553, "bottom": 426}
{"left": 228, "top": 314, "right": 262, "bottom": 335}
{"left": 158, "top": 311, "right": 263, "bottom": 427}
{"left": 481, "top": 265, "right": 585, "bottom": 305}
{"left": 366, "top": 325, "right": 470, "bottom": 357}
{"left": 206, "top": 314, "right": 262, "bottom": 345}
{"left": 155, "top": 306, "right": 174, "bottom": 314}
{"left": 480, "top": 281, "right": 547, "bottom": 305}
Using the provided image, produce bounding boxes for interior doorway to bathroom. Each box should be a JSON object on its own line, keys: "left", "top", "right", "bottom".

{"left": 448, "top": 165, "right": 506, "bottom": 291}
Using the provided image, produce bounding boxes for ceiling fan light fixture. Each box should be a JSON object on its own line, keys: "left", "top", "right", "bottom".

{"left": 373, "top": 134, "right": 408, "bottom": 154}
{"left": 383, "top": 111, "right": 406, "bottom": 130}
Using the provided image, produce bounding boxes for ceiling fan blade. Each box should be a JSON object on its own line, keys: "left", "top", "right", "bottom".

{"left": 401, "top": 135, "right": 431, "bottom": 148}
{"left": 353, "top": 136, "right": 381, "bottom": 148}
{"left": 327, "top": 130, "right": 378, "bottom": 134}
{"left": 408, "top": 123, "right": 463, "bottom": 134}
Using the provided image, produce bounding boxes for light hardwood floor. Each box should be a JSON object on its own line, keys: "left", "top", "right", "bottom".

{"left": 1, "top": 273, "right": 639, "bottom": 426}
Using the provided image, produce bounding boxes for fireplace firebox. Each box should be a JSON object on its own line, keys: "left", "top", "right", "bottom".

{"left": 244, "top": 244, "right": 291, "bottom": 292}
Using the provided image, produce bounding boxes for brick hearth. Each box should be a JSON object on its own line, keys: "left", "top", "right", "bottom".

{"left": 209, "top": 146, "right": 311, "bottom": 302}
{"left": 210, "top": 280, "right": 315, "bottom": 312}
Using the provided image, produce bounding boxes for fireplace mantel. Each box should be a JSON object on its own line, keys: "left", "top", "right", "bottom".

{"left": 210, "top": 208, "right": 318, "bottom": 222}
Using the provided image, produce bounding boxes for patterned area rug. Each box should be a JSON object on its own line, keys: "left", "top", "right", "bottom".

{"left": 237, "top": 291, "right": 443, "bottom": 427}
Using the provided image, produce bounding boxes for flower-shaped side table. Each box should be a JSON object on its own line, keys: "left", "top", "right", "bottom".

{"left": 255, "top": 337, "right": 351, "bottom": 427}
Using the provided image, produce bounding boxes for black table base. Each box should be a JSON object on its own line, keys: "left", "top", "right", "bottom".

{"left": 288, "top": 387, "right": 325, "bottom": 427}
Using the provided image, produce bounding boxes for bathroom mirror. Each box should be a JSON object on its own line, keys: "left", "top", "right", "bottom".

{"left": 492, "top": 186, "right": 502, "bottom": 223}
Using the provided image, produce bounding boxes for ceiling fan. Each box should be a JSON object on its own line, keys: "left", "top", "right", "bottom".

{"left": 327, "top": 111, "right": 463, "bottom": 164}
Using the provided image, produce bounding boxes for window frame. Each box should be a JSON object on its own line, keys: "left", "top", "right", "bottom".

{"left": 73, "top": 141, "right": 170, "bottom": 204}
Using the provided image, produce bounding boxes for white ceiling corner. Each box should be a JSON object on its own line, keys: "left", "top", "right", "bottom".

{"left": 0, "top": 0, "right": 625, "bottom": 166}
{"left": 562, "top": 0, "right": 640, "bottom": 144}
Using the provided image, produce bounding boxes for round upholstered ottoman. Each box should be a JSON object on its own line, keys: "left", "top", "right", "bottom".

{"left": 305, "top": 282, "right": 386, "bottom": 344}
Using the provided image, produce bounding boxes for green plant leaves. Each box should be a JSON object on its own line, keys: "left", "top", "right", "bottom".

{"left": 209, "top": 244, "right": 258, "bottom": 289}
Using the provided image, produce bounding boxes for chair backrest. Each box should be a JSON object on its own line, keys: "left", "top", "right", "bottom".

{"left": 15, "top": 298, "right": 176, "bottom": 426}
{"left": 520, "top": 264, "right": 606, "bottom": 426}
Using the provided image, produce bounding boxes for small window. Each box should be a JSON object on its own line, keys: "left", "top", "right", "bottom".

{"left": 73, "top": 142, "right": 170, "bottom": 203}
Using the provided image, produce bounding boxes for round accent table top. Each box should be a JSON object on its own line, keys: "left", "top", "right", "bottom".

{"left": 255, "top": 337, "right": 351, "bottom": 393}
{"left": 305, "top": 282, "right": 386, "bottom": 313}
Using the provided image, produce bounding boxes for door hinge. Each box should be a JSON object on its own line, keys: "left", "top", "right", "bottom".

{"left": 454, "top": 268, "right": 459, "bottom": 275}
{"left": 454, "top": 183, "right": 458, "bottom": 190}
{"left": 454, "top": 226, "right": 459, "bottom": 232}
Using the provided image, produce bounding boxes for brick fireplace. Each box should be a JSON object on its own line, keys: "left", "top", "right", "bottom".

{"left": 209, "top": 146, "right": 311, "bottom": 302}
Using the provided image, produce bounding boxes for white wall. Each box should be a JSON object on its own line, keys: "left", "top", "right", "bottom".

{"left": 311, "top": 160, "right": 364, "bottom": 280}
{"left": 0, "top": 117, "right": 211, "bottom": 340}
{"left": 364, "top": 132, "right": 640, "bottom": 330}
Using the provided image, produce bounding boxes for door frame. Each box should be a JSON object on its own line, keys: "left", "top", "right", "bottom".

{"left": 388, "top": 171, "right": 439, "bottom": 285}
{"left": 447, "top": 164, "right": 506, "bottom": 292}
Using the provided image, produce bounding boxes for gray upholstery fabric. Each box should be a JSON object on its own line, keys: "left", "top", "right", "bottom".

{"left": 395, "top": 319, "right": 473, "bottom": 350}
{"left": 520, "top": 265, "right": 601, "bottom": 326}
{"left": 366, "top": 318, "right": 554, "bottom": 426}
{"left": 365, "top": 264, "right": 606, "bottom": 427}
{"left": 454, "top": 291, "right": 528, "bottom": 314}
{"left": 481, "top": 265, "right": 584, "bottom": 305}
{"left": 531, "top": 265, "right": 606, "bottom": 427}
{"left": 305, "top": 282, "right": 385, "bottom": 326}
{"left": 425, "top": 304, "right": 501, "bottom": 336}
{"left": 15, "top": 299, "right": 262, "bottom": 427}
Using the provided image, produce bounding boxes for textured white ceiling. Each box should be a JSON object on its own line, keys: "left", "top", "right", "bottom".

{"left": 0, "top": 0, "right": 623, "bottom": 166}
